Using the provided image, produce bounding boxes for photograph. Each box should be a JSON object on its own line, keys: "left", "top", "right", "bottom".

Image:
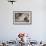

{"left": 13, "top": 11, "right": 32, "bottom": 25}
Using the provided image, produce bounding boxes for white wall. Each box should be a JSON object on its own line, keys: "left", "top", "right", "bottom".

{"left": 0, "top": 0, "right": 46, "bottom": 41}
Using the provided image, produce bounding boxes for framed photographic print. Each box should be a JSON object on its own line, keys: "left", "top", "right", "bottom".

{"left": 13, "top": 11, "right": 32, "bottom": 25}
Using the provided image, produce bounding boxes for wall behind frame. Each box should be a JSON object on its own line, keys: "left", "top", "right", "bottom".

{"left": 0, "top": 0, "right": 46, "bottom": 41}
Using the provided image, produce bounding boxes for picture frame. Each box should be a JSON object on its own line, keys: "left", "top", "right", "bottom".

{"left": 13, "top": 11, "right": 32, "bottom": 25}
